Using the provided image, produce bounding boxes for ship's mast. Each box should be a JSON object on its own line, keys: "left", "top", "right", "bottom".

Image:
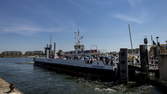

{"left": 74, "top": 28, "right": 84, "bottom": 55}
{"left": 75, "top": 28, "right": 81, "bottom": 45}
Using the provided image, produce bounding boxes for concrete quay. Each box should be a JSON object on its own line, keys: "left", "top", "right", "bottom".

{"left": 0, "top": 78, "right": 23, "bottom": 94}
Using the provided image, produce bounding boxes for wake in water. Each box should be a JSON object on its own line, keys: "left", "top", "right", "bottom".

{"left": 69, "top": 77, "right": 156, "bottom": 94}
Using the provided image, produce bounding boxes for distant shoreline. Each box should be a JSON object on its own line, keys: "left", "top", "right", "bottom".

{"left": 0, "top": 56, "right": 43, "bottom": 58}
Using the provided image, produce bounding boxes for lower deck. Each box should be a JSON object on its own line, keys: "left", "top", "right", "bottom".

{"left": 34, "top": 58, "right": 117, "bottom": 81}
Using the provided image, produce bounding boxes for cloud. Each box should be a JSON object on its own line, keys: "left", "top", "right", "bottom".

{"left": 127, "top": 0, "right": 143, "bottom": 7}
{"left": 67, "top": 0, "right": 93, "bottom": 15}
{"left": 0, "top": 24, "right": 71, "bottom": 36}
{"left": 113, "top": 14, "right": 144, "bottom": 24}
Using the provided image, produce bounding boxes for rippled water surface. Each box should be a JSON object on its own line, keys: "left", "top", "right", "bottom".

{"left": 0, "top": 58, "right": 162, "bottom": 94}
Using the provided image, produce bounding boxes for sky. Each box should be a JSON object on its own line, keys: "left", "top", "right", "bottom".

{"left": 0, "top": 0, "right": 167, "bottom": 52}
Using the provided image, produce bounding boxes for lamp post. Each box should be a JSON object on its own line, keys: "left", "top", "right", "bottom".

{"left": 155, "top": 37, "right": 160, "bottom": 64}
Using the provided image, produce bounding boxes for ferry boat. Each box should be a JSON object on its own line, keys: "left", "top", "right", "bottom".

{"left": 34, "top": 32, "right": 118, "bottom": 81}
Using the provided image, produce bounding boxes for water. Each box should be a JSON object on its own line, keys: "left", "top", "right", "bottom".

{"left": 0, "top": 58, "right": 162, "bottom": 94}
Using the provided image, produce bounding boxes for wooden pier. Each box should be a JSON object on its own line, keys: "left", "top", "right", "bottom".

{"left": 119, "top": 45, "right": 160, "bottom": 82}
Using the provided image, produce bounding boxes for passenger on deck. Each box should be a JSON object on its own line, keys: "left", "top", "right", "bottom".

{"left": 105, "top": 57, "right": 109, "bottom": 65}
{"left": 90, "top": 58, "right": 93, "bottom": 64}
{"left": 110, "top": 58, "right": 114, "bottom": 66}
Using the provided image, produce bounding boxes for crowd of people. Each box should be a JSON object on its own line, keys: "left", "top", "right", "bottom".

{"left": 63, "top": 55, "right": 119, "bottom": 66}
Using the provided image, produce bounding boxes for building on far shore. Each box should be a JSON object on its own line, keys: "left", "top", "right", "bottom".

{"left": 0, "top": 51, "right": 22, "bottom": 57}
{"left": 159, "top": 44, "right": 167, "bottom": 55}
{"left": 0, "top": 50, "right": 44, "bottom": 57}
{"left": 149, "top": 44, "right": 167, "bottom": 63}
{"left": 24, "top": 51, "right": 44, "bottom": 57}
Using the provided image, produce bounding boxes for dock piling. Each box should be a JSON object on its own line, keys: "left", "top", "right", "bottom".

{"left": 119, "top": 48, "right": 128, "bottom": 84}
{"left": 140, "top": 45, "right": 149, "bottom": 81}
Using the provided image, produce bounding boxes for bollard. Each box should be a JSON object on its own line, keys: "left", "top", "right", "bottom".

{"left": 119, "top": 48, "right": 128, "bottom": 84}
